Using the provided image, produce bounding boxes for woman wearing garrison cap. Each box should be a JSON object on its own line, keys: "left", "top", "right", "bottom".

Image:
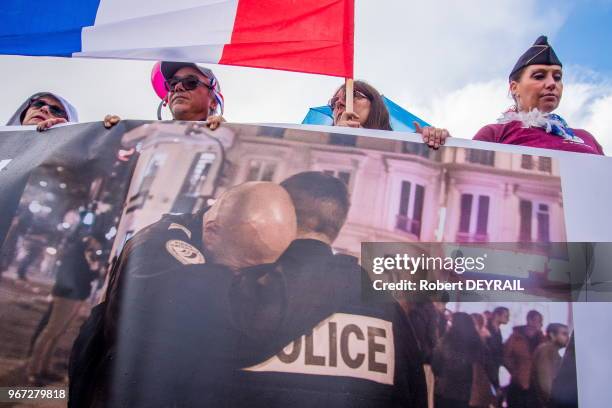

{"left": 473, "top": 35, "right": 604, "bottom": 155}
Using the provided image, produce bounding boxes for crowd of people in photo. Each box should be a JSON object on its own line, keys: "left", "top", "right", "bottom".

{"left": 409, "top": 302, "right": 572, "bottom": 408}
{"left": 0, "top": 196, "right": 127, "bottom": 386}
{"left": 0, "top": 35, "right": 592, "bottom": 408}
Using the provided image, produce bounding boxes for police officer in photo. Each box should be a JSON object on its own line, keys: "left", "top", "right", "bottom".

{"left": 70, "top": 174, "right": 427, "bottom": 407}
{"left": 69, "top": 182, "right": 298, "bottom": 407}
{"left": 220, "top": 171, "right": 428, "bottom": 407}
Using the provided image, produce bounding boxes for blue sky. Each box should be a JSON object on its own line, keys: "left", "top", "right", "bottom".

{"left": 554, "top": 0, "right": 612, "bottom": 75}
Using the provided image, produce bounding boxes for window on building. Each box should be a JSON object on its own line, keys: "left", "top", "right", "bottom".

{"left": 459, "top": 194, "right": 473, "bottom": 233}
{"left": 171, "top": 152, "right": 216, "bottom": 213}
{"left": 127, "top": 153, "right": 166, "bottom": 213}
{"left": 538, "top": 157, "right": 552, "bottom": 173}
{"left": 402, "top": 142, "right": 430, "bottom": 158}
{"left": 399, "top": 181, "right": 411, "bottom": 218}
{"left": 134, "top": 153, "right": 165, "bottom": 198}
{"left": 537, "top": 203, "right": 550, "bottom": 242}
{"left": 396, "top": 181, "right": 425, "bottom": 237}
{"left": 466, "top": 149, "right": 495, "bottom": 166}
{"left": 519, "top": 199, "right": 533, "bottom": 241}
{"left": 413, "top": 185, "right": 424, "bottom": 235}
{"left": 246, "top": 159, "right": 277, "bottom": 182}
{"left": 329, "top": 134, "right": 357, "bottom": 146}
{"left": 457, "top": 193, "right": 490, "bottom": 242}
{"left": 519, "top": 200, "right": 551, "bottom": 243}
{"left": 476, "top": 196, "right": 490, "bottom": 235}
{"left": 322, "top": 169, "right": 352, "bottom": 186}
{"left": 256, "top": 127, "right": 285, "bottom": 139}
{"left": 522, "top": 155, "right": 552, "bottom": 173}
{"left": 521, "top": 155, "right": 534, "bottom": 170}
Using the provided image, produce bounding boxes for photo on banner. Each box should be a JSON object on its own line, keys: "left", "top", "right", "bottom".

{"left": 0, "top": 122, "right": 574, "bottom": 402}
{"left": 112, "top": 122, "right": 574, "bottom": 398}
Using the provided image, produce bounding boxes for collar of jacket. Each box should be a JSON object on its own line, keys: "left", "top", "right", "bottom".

{"left": 282, "top": 239, "right": 334, "bottom": 260}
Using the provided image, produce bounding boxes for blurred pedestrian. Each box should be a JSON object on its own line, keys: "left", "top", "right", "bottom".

{"left": 26, "top": 235, "right": 102, "bottom": 384}
{"left": 408, "top": 298, "right": 448, "bottom": 408}
{"left": 432, "top": 312, "right": 487, "bottom": 408}
{"left": 487, "top": 306, "right": 510, "bottom": 389}
{"left": 532, "top": 323, "right": 570, "bottom": 407}
{"left": 549, "top": 334, "right": 578, "bottom": 408}
{"left": 470, "top": 313, "right": 496, "bottom": 408}
{"left": 504, "top": 310, "right": 546, "bottom": 408}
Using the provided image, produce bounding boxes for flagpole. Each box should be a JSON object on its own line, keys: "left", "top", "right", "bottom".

{"left": 345, "top": 78, "right": 354, "bottom": 114}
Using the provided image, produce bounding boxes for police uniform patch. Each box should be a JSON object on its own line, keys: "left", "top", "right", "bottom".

{"left": 165, "top": 240, "right": 205, "bottom": 265}
{"left": 168, "top": 223, "right": 192, "bottom": 239}
{"left": 244, "top": 313, "right": 395, "bottom": 385}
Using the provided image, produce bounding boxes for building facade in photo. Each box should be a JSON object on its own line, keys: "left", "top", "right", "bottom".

{"left": 114, "top": 123, "right": 565, "bottom": 258}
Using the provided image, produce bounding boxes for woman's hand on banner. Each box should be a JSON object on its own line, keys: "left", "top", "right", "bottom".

{"left": 414, "top": 122, "right": 450, "bottom": 149}
{"left": 206, "top": 115, "right": 226, "bottom": 130}
{"left": 104, "top": 115, "right": 121, "bottom": 129}
{"left": 336, "top": 111, "right": 361, "bottom": 128}
{"left": 36, "top": 117, "right": 67, "bottom": 132}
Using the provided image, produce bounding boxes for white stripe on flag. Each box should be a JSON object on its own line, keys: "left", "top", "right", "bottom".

{"left": 76, "top": 0, "right": 239, "bottom": 63}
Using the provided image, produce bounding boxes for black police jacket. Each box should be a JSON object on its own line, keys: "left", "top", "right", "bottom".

{"left": 70, "top": 214, "right": 330, "bottom": 407}
{"left": 200, "top": 239, "right": 428, "bottom": 408}
{"left": 70, "top": 225, "right": 427, "bottom": 407}
{"left": 69, "top": 210, "right": 211, "bottom": 407}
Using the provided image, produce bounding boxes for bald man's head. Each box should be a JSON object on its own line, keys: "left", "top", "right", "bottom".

{"left": 203, "top": 182, "right": 297, "bottom": 269}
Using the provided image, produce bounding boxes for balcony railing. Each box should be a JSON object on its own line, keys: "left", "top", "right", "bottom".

{"left": 396, "top": 214, "right": 421, "bottom": 237}
{"left": 456, "top": 232, "right": 489, "bottom": 243}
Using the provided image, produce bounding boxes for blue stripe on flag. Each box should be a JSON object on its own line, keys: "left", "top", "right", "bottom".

{"left": 0, "top": 0, "right": 101, "bottom": 56}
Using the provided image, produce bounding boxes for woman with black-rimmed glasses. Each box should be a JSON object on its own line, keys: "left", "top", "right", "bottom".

{"left": 328, "top": 80, "right": 393, "bottom": 130}
{"left": 329, "top": 80, "right": 451, "bottom": 148}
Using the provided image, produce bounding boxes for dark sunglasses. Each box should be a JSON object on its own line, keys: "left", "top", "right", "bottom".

{"left": 165, "top": 75, "right": 212, "bottom": 92}
{"left": 29, "top": 99, "right": 68, "bottom": 119}
{"left": 328, "top": 90, "right": 369, "bottom": 109}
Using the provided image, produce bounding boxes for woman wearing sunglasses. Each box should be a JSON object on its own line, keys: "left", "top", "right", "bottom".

{"left": 6, "top": 92, "right": 79, "bottom": 131}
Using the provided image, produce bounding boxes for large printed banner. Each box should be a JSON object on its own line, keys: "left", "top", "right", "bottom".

{"left": 0, "top": 121, "right": 611, "bottom": 406}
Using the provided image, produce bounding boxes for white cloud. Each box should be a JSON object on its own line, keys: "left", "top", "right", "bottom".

{"left": 565, "top": 84, "right": 612, "bottom": 153}
{"left": 355, "top": 0, "right": 568, "bottom": 105}
{"left": 410, "top": 79, "right": 510, "bottom": 138}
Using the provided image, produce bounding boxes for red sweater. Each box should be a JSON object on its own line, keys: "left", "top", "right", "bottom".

{"left": 474, "top": 121, "right": 604, "bottom": 155}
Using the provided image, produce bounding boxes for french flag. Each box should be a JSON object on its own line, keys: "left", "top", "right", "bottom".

{"left": 0, "top": 0, "right": 354, "bottom": 78}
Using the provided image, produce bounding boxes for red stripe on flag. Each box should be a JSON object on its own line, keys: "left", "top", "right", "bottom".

{"left": 219, "top": 0, "right": 354, "bottom": 78}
